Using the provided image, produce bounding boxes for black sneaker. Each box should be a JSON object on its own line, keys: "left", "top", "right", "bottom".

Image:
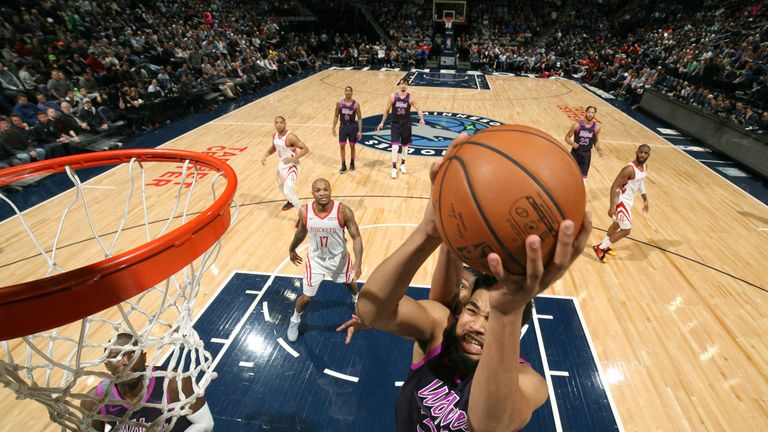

{"left": 340, "top": 162, "right": 347, "bottom": 174}
{"left": 281, "top": 201, "right": 294, "bottom": 211}
{"left": 350, "top": 160, "right": 355, "bottom": 171}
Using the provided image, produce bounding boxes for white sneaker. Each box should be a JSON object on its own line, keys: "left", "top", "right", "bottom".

{"left": 391, "top": 168, "right": 397, "bottom": 179}
{"left": 400, "top": 164, "right": 407, "bottom": 174}
{"left": 287, "top": 318, "right": 300, "bottom": 342}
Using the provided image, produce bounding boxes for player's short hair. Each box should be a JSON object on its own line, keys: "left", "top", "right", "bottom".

{"left": 274, "top": 115, "right": 286, "bottom": 122}
{"left": 312, "top": 178, "right": 330, "bottom": 189}
{"left": 398, "top": 78, "right": 408, "bottom": 85}
{"left": 638, "top": 143, "right": 651, "bottom": 151}
{"left": 586, "top": 105, "right": 597, "bottom": 113}
{"left": 345, "top": 86, "right": 353, "bottom": 91}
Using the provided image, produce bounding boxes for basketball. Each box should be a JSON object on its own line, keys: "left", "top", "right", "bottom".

{"left": 432, "top": 125, "right": 586, "bottom": 275}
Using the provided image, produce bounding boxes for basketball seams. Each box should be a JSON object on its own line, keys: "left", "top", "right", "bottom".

{"left": 461, "top": 140, "right": 566, "bottom": 220}
{"left": 451, "top": 156, "right": 526, "bottom": 272}
{"left": 435, "top": 157, "right": 460, "bottom": 257}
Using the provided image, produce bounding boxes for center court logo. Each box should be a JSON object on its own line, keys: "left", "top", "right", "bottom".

{"left": 360, "top": 112, "right": 504, "bottom": 157}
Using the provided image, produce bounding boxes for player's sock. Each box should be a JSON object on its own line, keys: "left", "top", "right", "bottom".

{"left": 599, "top": 236, "right": 611, "bottom": 250}
{"left": 291, "top": 310, "right": 303, "bottom": 322}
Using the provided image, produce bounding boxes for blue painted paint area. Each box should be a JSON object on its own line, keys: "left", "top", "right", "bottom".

{"left": 534, "top": 297, "right": 620, "bottom": 432}
{"left": 402, "top": 71, "right": 491, "bottom": 90}
{"left": 193, "top": 273, "right": 620, "bottom": 431}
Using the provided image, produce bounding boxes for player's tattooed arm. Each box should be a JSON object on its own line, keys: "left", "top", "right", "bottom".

{"left": 289, "top": 207, "right": 308, "bottom": 265}
{"left": 341, "top": 204, "right": 363, "bottom": 282}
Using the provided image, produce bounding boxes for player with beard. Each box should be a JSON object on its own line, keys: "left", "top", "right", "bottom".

{"left": 80, "top": 333, "right": 214, "bottom": 431}
{"left": 356, "top": 133, "right": 592, "bottom": 431}
{"left": 593, "top": 144, "right": 651, "bottom": 263}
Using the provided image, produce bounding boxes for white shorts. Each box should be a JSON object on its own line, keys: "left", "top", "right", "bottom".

{"left": 277, "top": 162, "right": 299, "bottom": 187}
{"left": 614, "top": 200, "right": 632, "bottom": 230}
{"left": 303, "top": 252, "right": 351, "bottom": 297}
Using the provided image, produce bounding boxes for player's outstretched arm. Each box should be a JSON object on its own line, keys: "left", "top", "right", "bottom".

{"left": 429, "top": 244, "right": 463, "bottom": 309}
{"left": 357, "top": 134, "right": 470, "bottom": 341}
{"left": 469, "top": 215, "right": 592, "bottom": 432}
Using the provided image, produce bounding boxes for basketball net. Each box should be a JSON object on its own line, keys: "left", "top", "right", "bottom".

{"left": 0, "top": 153, "right": 238, "bottom": 431}
{"left": 443, "top": 16, "right": 453, "bottom": 29}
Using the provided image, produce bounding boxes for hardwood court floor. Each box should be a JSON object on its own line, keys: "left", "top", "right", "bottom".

{"left": 1, "top": 69, "right": 767, "bottom": 431}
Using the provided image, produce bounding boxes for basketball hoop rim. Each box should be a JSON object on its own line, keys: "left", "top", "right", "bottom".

{"left": 0, "top": 149, "right": 238, "bottom": 341}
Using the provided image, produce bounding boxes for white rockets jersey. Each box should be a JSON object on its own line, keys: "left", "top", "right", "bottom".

{"left": 273, "top": 130, "right": 297, "bottom": 164}
{"left": 617, "top": 161, "right": 647, "bottom": 204}
{"left": 305, "top": 200, "right": 347, "bottom": 260}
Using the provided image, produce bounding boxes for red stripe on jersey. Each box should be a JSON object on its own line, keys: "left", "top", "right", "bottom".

{"left": 312, "top": 200, "right": 334, "bottom": 220}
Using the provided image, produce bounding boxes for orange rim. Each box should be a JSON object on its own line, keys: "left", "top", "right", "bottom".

{"left": 0, "top": 149, "right": 237, "bottom": 340}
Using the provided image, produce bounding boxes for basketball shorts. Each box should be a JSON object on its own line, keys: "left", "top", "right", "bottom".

{"left": 276, "top": 161, "right": 299, "bottom": 187}
{"left": 614, "top": 200, "right": 632, "bottom": 230}
{"left": 339, "top": 125, "right": 359, "bottom": 144}
{"left": 390, "top": 122, "right": 412, "bottom": 146}
{"left": 570, "top": 148, "right": 592, "bottom": 178}
{"left": 303, "top": 252, "right": 352, "bottom": 296}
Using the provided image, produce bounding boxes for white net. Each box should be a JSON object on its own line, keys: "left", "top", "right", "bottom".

{"left": 0, "top": 154, "right": 238, "bottom": 431}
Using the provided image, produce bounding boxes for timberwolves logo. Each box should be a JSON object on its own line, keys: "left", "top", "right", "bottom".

{"left": 360, "top": 112, "right": 504, "bottom": 157}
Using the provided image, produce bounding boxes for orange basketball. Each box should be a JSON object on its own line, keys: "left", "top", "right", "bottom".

{"left": 432, "top": 124, "right": 586, "bottom": 275}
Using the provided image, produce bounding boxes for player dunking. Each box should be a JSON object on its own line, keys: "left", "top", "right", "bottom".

{"left": 564, "top": 106, "right": 604, "bottom": 182}
{"left": 261, "top": 116, "right": 310, "bottom": 211}
{"left": 593, "top": 144, "right": 651, "bottom": 263}
{"left": 287, "top": 178, "right": 364, "bottom": 342}
{"left": 376, "top": 78, "right": 425, "bottom": 179}
{"left": 332, "top": 86, "right": 362, "bottom": 174}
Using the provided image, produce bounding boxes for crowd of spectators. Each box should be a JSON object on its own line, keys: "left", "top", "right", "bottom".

{"left": 0, "top": 0, "right": 358, "bottom": 173}
{"left": 1, "top": 0, "right": 767, "bottom": 177}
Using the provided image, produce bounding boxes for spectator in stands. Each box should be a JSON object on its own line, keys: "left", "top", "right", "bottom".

{"left": 0, "top": 115, "right": 44, "bottom": 163}
{"left": 11, "top": 94, "right": 38, "bottom": 126}
{"left": 32, "top": 110, "right": 68, "bottom": 158}
{"left": 36, "top": 93, "right": 60, "bottom": 115}
{"left": 47, "top": 70, "right": 72, "bottom": 102}
{"left": 78, "top": 99, "right": 109, "bottom": 133}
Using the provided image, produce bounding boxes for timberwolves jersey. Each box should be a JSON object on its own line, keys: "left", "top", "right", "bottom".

{"left": 392, "top": 92, "right": 411, "bottom": 125}
{"left": 339, "top": 99, "right": 357, "bottom": 126}
{"left": 95, "top": 374, "right": 192, "bottom": 431}
{"left": 574, "top": 120, "right": 597, "bottom": 153}
{"left": 305, "top": 200, "right": 347, "bottom": 260}
{"left": 397, "top": 344, "right": 530, "bottom": 431}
